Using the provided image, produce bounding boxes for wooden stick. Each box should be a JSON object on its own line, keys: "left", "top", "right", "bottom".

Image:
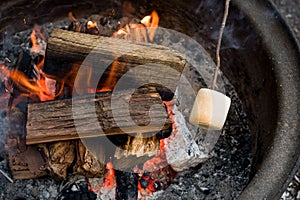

{"left": 0, "top": 169, "right": 14, "bottom": 183}
{"left": 211, "top": 0, "right": 231, "bottom": 89}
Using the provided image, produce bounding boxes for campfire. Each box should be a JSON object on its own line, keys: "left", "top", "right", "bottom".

{"left": 0, "top": 1, "right": 252, "bottom": 199}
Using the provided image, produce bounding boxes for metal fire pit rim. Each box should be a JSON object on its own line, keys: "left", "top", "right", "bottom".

{"left": 232, "top": 0, "right": 300, "bottom": 199}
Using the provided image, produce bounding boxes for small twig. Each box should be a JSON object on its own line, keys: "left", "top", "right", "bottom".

{"left": 0, "top": 169, "right": 14, "bottom": 183}
{"left": 211, "top": 0, "right": 231, "bottom": 90}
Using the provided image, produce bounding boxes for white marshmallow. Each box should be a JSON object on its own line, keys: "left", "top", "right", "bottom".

{"left": 189, "top": 88, "right": 231, "bottom": 130}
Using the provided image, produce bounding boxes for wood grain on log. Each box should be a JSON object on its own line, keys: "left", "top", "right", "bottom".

{"left": 26, "top": 87, "right": 171, "bottom": 145}
{"left": 43, "top": 29, "right": 186, "bottom": 89}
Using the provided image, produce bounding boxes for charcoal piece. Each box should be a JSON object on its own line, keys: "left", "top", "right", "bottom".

{"left": 139, "top": 179, "right": 149, "bottom": 189}
{"left": 58, "top": 180, "right": 97, "bottom": 200}
{"left": 15, "top": 51, "right": 34, "bottom": 79}
{"left": 153, "top": 181, "right": 161, "bottom": 191}
{"left": 116, "top": 170, "right": 138, "bottom": 200}
{"left": 0, "top": 81, "right": 5, "bottom": 94}
{"left": 156, "top": 125, "right": 172, "bottom": 140}
{"left": 150, "top": 165, "right": 177, "bottom": 190}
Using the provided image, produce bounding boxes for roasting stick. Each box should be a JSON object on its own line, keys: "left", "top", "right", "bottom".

{"left": 189, "top": 0, "right": 231, "bottom": 130}
{"left": 211, "top": 0, "right": 231, "bottom": 90}
{"left": 0, "top": 169, "right": 14, "bottom": 183}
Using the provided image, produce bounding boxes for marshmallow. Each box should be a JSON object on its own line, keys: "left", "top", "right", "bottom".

{"left": 189, "top": 88, "right": 231, "bottom": 130}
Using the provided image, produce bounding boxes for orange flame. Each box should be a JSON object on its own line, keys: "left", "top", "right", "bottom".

{"left": 87, "top": 21, "right": 97, "bottom": 29}
{"left": 96, "top": 60, "right": 127, "bottom": 93}
{"left": 68, "top": 12, "right": 77, "bottom": 22}
{"left": 1, "top": 66, "right": 54, "bottom": 101}
{"left": 141, "top": 11, "right": 159, "bottom": 42}
{"left": 113, "top": 10, "right": 159, "bottom": 43}
{"left": 102, "top": 160, "right": 116, "bottom": 190}
{"left": 30, "top": 25, "right": 47, "bottom": 54}
{"left": 1, "top": 26, "right": 54, "bottom": 102}
{"left": 101, "top": 11, "right": 160, "bottom": 93}
{"left": 30, "top": 30, "right": 38, "bottom": 53}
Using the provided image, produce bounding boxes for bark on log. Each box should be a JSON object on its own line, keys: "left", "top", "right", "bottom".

{"left": 43, "top": 29, "right": 186, "bottom": 92}
{"left": 26, "top": 87, "right": 171, "bottom": 145}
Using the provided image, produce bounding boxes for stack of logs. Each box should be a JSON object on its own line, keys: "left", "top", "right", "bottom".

{"left": 5, "top": 29, "right": 186, "bottom": 180}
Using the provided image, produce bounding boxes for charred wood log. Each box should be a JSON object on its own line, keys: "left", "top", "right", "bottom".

{"left": 26, "top": 87, "right": 171, "bottom": 145}
{"left": 5, "top": 108, "right": 47, "bottom": 180}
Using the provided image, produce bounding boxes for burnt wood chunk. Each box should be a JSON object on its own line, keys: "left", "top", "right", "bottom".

{"left": 5, "top": 108, "right": 47, "bottom": 180}
{"left": 26, "top": 87, "right": 171, "bottom": 145}
{"left": 43, "top": 29, "right": 186, "bottom": 90}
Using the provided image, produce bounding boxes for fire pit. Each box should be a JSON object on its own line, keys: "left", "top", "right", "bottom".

{"left": 0, "top": 0, "right": 299, "bottom": 199}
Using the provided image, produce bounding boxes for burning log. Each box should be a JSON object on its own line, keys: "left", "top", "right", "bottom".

{"left": 26, "top": 87, "right": 171, "bottom": 145}
{"left": 43, "top": 29, "right": 186, "bottom": 91}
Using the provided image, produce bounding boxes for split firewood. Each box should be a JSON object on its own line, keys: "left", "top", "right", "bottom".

{"left": 26, "top": 87, "right": 171, "bottom": 145}
{"left": 43, "top": 29, "right": 186, "bottom": 91}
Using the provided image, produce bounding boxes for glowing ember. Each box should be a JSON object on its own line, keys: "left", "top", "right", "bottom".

{"left": 30, "top": 30, "right": 38, "bottom": 53}
{"left": 142, "top": 102, "right": 174, "bottom": 173}
{"left": 87, "top": 21, "right": 97, "bottom": 29}
{"left": 143, "top": 140, "right": 167, "bottom": 172}
{"left": 88, "top": 160, "right": 117, "bottom": 199}
{"left": 102, "top": 160, "right": 116, "bottom": 190}
{"left": 137, "top": 171, "right": 161, "bottom": 199}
